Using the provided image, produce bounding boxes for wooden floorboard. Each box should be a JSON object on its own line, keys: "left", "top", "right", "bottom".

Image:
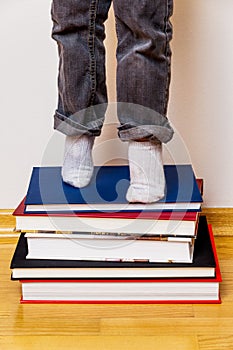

{"left": 1, "top": 211, "right": 233, "bottom": 349}
{"left": 202, "top": 208, "right": 233, "bottom": 236}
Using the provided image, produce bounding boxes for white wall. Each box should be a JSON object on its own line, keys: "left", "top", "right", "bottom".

{"left": 1, "top": 0, "right": 233, "bottom": 208}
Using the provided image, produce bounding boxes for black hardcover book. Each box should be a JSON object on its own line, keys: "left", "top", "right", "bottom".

{"left": 10, "top": 216, "right": 216, "bottom": 279}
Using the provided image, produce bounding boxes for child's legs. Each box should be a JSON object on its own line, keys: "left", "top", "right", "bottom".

{"left": 113, "top": 0, "right": 174, "bottom": 143}
{"left": 51, "top": 0, "right": 112, "bottom": 137}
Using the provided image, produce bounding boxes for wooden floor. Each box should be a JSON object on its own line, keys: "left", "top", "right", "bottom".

{"left": 1, "top": 211, "right": 233, "bottom": 349}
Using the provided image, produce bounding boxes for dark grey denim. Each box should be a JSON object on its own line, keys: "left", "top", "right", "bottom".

{"left": 51, "top": 0, "right": 174, "bottom": 143}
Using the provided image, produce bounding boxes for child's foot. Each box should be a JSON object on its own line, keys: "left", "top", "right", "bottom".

{"left": 126, "top": 140, "right": 165, "bottom": 203}
{"left": 62, "top": 135, "right": 95, "bottom": 188}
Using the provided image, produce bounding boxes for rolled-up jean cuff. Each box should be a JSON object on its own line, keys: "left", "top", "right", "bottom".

{"left": 116, "top": 103, "right": 174, "bottom": 143}
{"left": 118, "top": 124, "right": 174, "bottom": 143}
{"left": 53, "top": 110, "right": 104, "bottom": 137}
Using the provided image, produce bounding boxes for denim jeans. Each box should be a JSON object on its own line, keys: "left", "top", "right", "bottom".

{"left": 51, "top": 0, "right": 174, "bottom": 143}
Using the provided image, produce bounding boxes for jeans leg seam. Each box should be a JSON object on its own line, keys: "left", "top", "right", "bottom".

{"left": 163, "top": 0, "right": 173, "bottom": 116}
{"left": 88, "top": 0, "right": 99, "bottom": 106}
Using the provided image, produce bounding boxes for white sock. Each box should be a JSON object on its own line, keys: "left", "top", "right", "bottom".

{"left": 126, "top": 141, "right": 165, "bottom": 203}
{"left": 62, "top": 135, "right": 95, "bottom": 188}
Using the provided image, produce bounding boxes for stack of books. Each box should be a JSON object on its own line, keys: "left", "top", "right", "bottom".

{"left": 10, "top": 164, "right": 222, "bottom": 303}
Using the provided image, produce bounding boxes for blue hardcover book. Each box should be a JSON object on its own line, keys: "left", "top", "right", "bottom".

{"left": 24, "top": 165, "right": 202, "bottom": 213}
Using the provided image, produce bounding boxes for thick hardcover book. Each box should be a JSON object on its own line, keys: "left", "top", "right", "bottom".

{"left": 24, "top": 232, "right": 195, "bottom": 263}
{"left": 14, "top": 197, "right": 199, "bottom": 235}
{"left": 20, "top": 277, "right": 221, "bottom": 304}
{"left": 24, "top": 165, "right": 202, "bottom": 213}
{"left": 11, "top": 216, "right": 217, "bottom": 279}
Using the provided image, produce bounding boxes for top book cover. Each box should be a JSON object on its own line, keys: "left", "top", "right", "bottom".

{"left": 24, "top": 165, "right": 203, "bottom": 213}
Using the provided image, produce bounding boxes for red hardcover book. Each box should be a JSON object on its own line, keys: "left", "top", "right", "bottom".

{"left": 20, "top": 274, "right": 221, "bottom": 304}
{"left": 13, "top": 197, "right": 200, "bottom": 236}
